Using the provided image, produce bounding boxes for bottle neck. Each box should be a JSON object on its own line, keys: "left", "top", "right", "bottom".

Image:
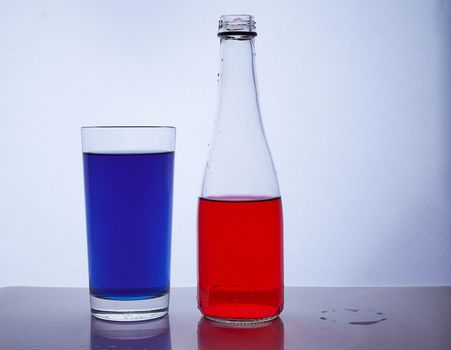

{"left": 218, "top": 37, "right": 260, "bottom": 126}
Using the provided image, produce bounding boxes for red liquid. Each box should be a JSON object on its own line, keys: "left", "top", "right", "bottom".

{"left": 198, "top": 196, "right": 284, "bottom": 320}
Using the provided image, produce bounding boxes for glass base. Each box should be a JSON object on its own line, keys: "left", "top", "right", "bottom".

{"left": 204, "top": 315, "right": 279, "bottom": 326}
{"left": 90, "top": 293, "right": 169, "bottom": 322}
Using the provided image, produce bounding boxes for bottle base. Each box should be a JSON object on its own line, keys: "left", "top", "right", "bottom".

{"left": 204, "top": 314, "right": 279, "bottom": 325}
{"left": 198, "top": 299, "right": 283, "bottom": 323}
{"left": 90, "top": 293, "right": 169, "bottom": 322}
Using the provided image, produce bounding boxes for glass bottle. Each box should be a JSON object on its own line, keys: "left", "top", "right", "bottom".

{"left": 197, "top": 15, "right": 284, "bottom": 323}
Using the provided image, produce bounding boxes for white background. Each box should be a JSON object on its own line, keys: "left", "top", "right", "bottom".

{"left": 1, "top": 0, "right": 450, "bottom": 288}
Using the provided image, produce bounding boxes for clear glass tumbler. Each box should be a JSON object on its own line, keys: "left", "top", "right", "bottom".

{"left": 81, "top": 126, "right": 176, "bottom": 321}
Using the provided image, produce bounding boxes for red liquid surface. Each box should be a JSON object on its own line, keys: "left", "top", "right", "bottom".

{"left": 198, "top": 196, "right": 284, "bottom": 320}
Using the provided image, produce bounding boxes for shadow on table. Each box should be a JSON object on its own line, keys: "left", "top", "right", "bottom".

{"left": 197, "top": 317, "right": 284, "bottom": 350}
{"left": 90, "top": 315, "right": 172, "bottom": 350}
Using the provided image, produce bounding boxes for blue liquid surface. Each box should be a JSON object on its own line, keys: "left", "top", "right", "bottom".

{"left": 83, "top": 152, "right": 174, "bottom": 300}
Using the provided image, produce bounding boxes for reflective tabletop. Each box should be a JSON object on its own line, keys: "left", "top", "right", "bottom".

{"left": 0, "top": 286, "right": 450, "bottom": 349}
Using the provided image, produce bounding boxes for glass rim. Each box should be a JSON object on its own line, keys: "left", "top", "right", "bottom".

{"left": 81, "top": 125, "right": 176, "bottom": 130}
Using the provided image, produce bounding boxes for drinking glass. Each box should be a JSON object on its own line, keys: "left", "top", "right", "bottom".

{"left": 81, "top": 126, "right": 175, "bottom": 321}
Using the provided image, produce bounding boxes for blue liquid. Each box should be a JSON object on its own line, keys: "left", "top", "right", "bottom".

{"left": 83, "top": 152, "right": 174, "bottom": 300}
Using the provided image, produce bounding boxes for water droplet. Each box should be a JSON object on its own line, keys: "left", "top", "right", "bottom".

{"left": 349, "top": 318, "right": 387, "bottom": 325}
{"left": 320, "top": 317, "right": 327, "bottom": 320}
{"left": 345, "top": 308, "right": 359, "bottom": 312}
{"left": 321, "top": 310, "right": 327, "bottom": 313}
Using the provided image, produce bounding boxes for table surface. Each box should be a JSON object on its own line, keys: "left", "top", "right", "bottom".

{"left": 0, "top": 286, "right": 450, "bottom": 350}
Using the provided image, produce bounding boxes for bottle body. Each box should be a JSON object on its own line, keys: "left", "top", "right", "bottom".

{"left": 197, "top": 15, "right": 284, "bottom": 322}
{"left": 198, "top": 196, "right": 283, "bottom": 320}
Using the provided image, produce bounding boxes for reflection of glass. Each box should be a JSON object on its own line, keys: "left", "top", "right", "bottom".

{"left": 197, "top": 316, "right": 284, "bottom": 350}
{"left": 90, "top": 315, "right": 172, "bottom": 350}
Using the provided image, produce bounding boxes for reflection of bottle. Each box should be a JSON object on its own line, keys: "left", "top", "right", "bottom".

{"left": 90, "top": 315, "right": 171, "bottom": 350}
{"left": 198, "top": 317, "right": 284, "bottom": 350}
{"left": 198, "top": 14, "right": 284, "bottom": 323}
